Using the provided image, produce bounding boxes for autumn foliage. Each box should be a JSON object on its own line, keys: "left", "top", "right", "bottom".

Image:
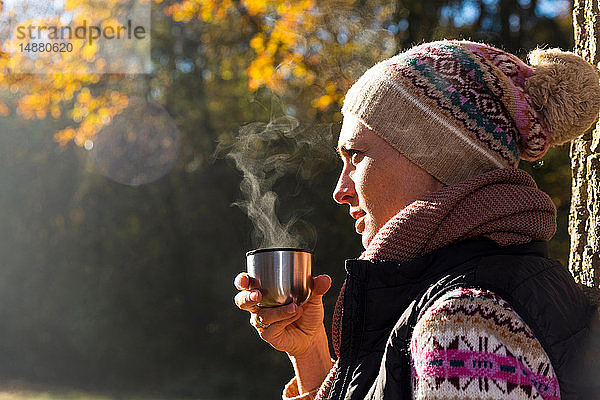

{"left": 0, "top": 0, "right": 392, "bottom": 146}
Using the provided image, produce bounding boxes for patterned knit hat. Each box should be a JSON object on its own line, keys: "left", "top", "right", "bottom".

{"left": 342, "top": 40, "right": 600, "bottom": 185}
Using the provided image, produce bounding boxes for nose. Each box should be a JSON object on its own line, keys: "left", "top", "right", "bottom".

{"left": 333, "top": 166, "right": 355, "bottom": 205}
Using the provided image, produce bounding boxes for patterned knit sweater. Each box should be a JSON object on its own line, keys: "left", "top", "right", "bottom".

{"left": 283, "top": 287, "right": 559, "bottom": 400}
{"left": 411, "top": 287, "right": 559, "bottom": 399}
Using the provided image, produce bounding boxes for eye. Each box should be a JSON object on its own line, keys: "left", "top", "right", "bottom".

{"left": 346, "top": 149, "right": 364, "bottom": 164}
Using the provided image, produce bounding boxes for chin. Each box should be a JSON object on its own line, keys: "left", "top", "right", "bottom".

{"left": 361, "top": 233, "right": 373, "bottom": 249}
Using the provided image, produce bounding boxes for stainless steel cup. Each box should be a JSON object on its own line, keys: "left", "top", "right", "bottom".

{"left": 246, "top": 248, "right": 313, "bottom": 307}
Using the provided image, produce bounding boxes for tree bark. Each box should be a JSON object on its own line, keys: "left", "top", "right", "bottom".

{"left": 570, "top": 0, "right": 600, "bottom": 288}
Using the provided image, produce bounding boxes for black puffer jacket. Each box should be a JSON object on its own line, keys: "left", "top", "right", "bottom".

{"left": 326, "top": 238, "right": 599, "bottom": 400}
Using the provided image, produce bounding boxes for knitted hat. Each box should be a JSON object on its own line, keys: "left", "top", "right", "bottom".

{"left": 341, "top": 40, "right": 600, "bottom": 185}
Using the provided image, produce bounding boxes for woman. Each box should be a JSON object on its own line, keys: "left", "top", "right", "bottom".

{"left": 234, "top": 40, "right": 600, "bottom": 399}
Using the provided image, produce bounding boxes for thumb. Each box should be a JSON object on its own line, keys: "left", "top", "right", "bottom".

{"left": 311, "top": 274, "right": 332, "bottom": 297}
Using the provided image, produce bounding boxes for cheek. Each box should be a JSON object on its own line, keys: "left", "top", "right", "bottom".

{"left": 353, "top": 160, "right": 374, "bottom": 197}
{"left": 355, "top": 160, "right": 388, "bottom": 212}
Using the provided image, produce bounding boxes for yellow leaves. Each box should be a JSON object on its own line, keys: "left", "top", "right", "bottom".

{"left": 161, "top": 0, "right": 353, "bottom": 115}
{"left": 164, "top": 0, "right": 318, "bottom": 93}
{"left": 54, "top": 127, "right": 78, "bottom": 145}
{"left": 312, "top": 95, "right": 334, "bottom": 110}
{"left": 293, "top": 63, "right": 307, "bottom": 77}
{"left": 51, "top": 106, "right": 62, "bottom": 119}
{"left": 243, "top": 0, "right": 317, "bottom": 93}
{"left": 311, "top": 82, "right": 342, "bottom": 111}
{"left": 18, "top": 92, "right": 52, "bottom": 120}
{"left": 3, "top": 0, "right": 362, "bottom": 147}
{"left": 77, "top": 87, "right": 92, "bottom": 104}
{"left": 65, "top": 0, "right": 131, "bottom": 14}
{"left": 0, "top": 102, "right": 9, "bottom": 117}
{"left": 53, "top": 89, "right": 129, "bottom": 146}
{"left": 247, "top": 54, "right": 275, "bottom": 91}
{"left": 245, "top": 0, "right": 269, "bottom": 15}
{"left": 216, "top": 0, "right": 234, "bottom": 19}
{"left": 2, "top": 63, "right": 130, "bottom": 146}
{"left": 175, "top": 1, "right": 201, "bottom": 22}
{"left": 325, "top": 82, "right": 336, "bottom": 95}
{"left": 52, "top": 72, "right": 65, "bottom": 87}
{"left": 265, "top": 39, "right": 280, "bottom": 56}
{"left": 81, "top": 42, "right": 98, "bottom": 61}
{"left": 0, "top": 1, "right": 145, "bottom": 146}
{"left": 0, "top": 15, "right": 126, "bottom": 146}
{"left": 250, "top": 34, "right": 266, "bottom": 52}
{"left": 163, "top": 0, "right": 233, "bottom": 23}
{"left": 97, "top": 107, "right": 112, "bottom": 123}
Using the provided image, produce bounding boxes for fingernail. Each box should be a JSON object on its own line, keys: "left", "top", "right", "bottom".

{"left": 287, "top": 304, "right": 297, "bottom": 314}
{"left": 250, "top": 291, "right": 260, "bottom": 302}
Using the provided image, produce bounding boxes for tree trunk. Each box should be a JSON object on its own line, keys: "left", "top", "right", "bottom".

{"left": 570, "top": 0, "right": 600, "bottom": 289}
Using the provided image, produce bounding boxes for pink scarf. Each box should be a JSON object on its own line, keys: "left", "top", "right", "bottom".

{"left": 315, "top": 168, "right": 556, "bottom": 400}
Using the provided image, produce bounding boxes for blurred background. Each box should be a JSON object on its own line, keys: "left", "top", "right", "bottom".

{"left": 0, "top": 0, "right": 575, "bottom": 399}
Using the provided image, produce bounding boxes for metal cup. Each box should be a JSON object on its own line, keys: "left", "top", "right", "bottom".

{"left": 246, "top": 248, "right": 313, "bottom": 307}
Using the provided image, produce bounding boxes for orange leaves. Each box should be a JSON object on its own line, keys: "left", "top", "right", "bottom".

{"left": 163, "top": 0, "right": 319, "bottom": 96}
{"left": 19, "top": 92, "right": 52, "bottom": 120}
{"left": 247, "top": 55, "right": 276, "bottom": 91}
{"left": 163, "top": 0, "right": 234, "bottom": 22}
{"left": 77, "top": 87, "right": 92, "bottom": 104}
{"left": 249, "top": 33, "right": 266, "bottom": 53}
{"left": 0, "top": 101, "right": 10, "bottom": 117}
{"left": 312, "top": 82, "right": 340, "bottom": 111}
{"left": 54, "top": 88, "right": 129, "bottom": 146}
{"left": 1, "top": 0, "right": 369, "bottom": 147}
{"left": 0, "top": 0, "right": 150, "bottom": 147}
{"left": 0, "top": 61, "right": 131, "bottom": 147}
{"left": 160, "top": 0, "right": 357, "bottom": 115}
{"left": 164, "top": 0, "right": 201, "bottom": 22}
{"left": 242, "top": 0, "right": 317, "bottom": 92}
{"left": 245, "top": 0, "right": 269, "bottom": 15}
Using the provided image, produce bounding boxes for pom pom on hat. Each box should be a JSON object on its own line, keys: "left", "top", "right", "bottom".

{"left": 525, "top": 48, "right": 600, "bottom": 146}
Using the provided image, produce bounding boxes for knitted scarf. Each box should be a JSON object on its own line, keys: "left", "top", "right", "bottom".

{"left": 314, "top": 168, "right": 556, "bottom": 400}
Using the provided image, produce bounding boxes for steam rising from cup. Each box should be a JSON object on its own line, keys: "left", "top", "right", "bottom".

{"left": 228, "top": 116, "right": 301, "bottom": 248}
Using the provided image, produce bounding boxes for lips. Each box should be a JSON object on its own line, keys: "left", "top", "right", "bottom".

{"left": 355, "top": 215, "right": 366, "bottom": 233}
{"left": 350, "top": 209, "right": 367, "bottom": 234}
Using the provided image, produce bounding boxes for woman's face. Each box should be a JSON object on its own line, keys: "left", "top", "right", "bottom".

{"left": 333, "top": 115, "right": 443, "bottom": 248}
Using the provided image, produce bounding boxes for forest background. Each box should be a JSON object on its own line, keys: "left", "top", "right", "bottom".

{"left": 0, "top": 0, "right": 577, "bottom": 399}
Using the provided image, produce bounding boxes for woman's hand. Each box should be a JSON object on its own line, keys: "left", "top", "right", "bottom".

{"left": 233, "top": 273, "right": 332, "bottom": 357}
